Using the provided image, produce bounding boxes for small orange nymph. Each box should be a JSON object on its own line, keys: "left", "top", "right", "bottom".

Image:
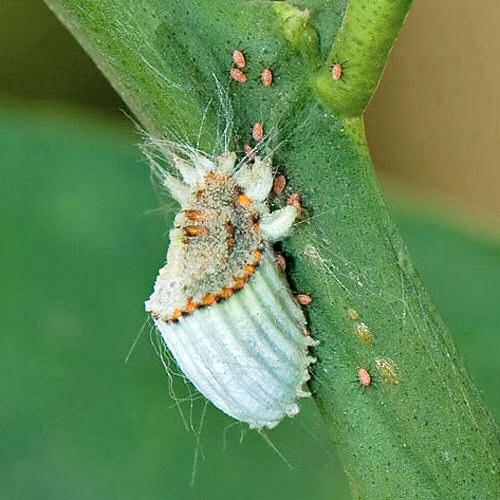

{"left": 231, "top": 68, "right": 247, "bottom": 83}
{"left": 261, "top": 68, "right": 273, "bottom": 87}
{"left": 273, "top": 175, "right": 287, "bottom": 195}
{"left": 252, "top": 122, "right": 264, "bottom": 142}
{"left": 295, "top": 294, "right": 312, "bottom": 306}
{"left": 332, "top": 62, "right": 343, "bottom": 81}
{"left": 358, "top": 368, "right": 372, "bottom": 387}
{"left": 232, "top": 50, "right": 246, "bottom": 69}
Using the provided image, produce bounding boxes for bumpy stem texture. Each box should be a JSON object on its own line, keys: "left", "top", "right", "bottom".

{"left": 44, "top": 0, "right": 500, "bottom": 497}
{"left": 282, "top": 112, "right": 500, "bottom": 497}
{"left": 316, "top": 0, "right": 413, "bottom": 116}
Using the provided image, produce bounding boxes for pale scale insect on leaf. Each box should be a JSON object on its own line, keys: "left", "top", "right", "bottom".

{"left": 144, "top": 131, "right": 317, "bottom": 429}
{"left": 347, "top": 307, "right": 359, "bottom": 321}
{"left": 356, "top": 322, "right": 374, "bottom": 346}
{"left": 375, "top": 356, "right": 401, "bottom": 386}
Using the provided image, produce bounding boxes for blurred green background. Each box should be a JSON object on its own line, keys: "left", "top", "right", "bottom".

{"left": 1, "top": 1, "right": 499, "bottom": 499}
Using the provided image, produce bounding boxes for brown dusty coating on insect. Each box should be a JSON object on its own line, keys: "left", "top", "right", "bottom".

{"left": 252, "top": 122, "right": 264, "bottom": 142}
{"left": 375, "top": 356, "right": 401, "bottom": 386}
{"left": 332, "top": 62, "right": 343, "bottom": 81}
{"left": 273, "top": 175, "right": 287, "bottom": 195}
{"left": 347, "top": 307, "right": 359, "bottom": 321}
{"left": 358, "top": 368, "right": 372, "bottom": 387}
{"left": 356, "top": 322, "right": 374, "bottom": 346}
{"left": 261, "top": 68, "right": 273, "bottom": 87}
{"left": 146, "top": 169, "right": 264, "bottom": 322}
{"left": 232, "top": 50, "right": 246, "bottom": 69}
{"left": 295, "top": 294, "right": 312, "bottom": 305}
{"left": 231, "top": 68, "right": 247, "bottom": 83}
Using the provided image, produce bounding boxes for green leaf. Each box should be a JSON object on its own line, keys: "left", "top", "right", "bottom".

{"left": 42, "top": 0, "right": 500, "bottom": 497}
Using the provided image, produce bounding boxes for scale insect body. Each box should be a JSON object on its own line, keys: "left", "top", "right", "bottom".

{"left": 331, "top": 62, "right": 343, "bottom": 81}
{"left": 261, "top": 68, "right": 273, "bottom": 87}
{"left": 358, "top": 368, "right": 372, "bottom": 387}
{"left": 145, "top": 143, "right": 316, "bottom": 429}
{"left": 232, "top": 49, "right": 246, "bottom": 69}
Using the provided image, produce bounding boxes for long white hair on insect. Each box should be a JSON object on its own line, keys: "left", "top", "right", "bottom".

{"left": 144, "top": 79, "right": 317, "bottom": 429}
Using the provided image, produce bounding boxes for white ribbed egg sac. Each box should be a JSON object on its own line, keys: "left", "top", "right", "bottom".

{"left": 154, "top": 249, "right": 316, "bottom": 429}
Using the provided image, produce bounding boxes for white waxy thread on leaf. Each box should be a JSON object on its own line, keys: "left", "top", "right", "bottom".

{"left": 145, "top": 141, "right": 316, "bottom": 429}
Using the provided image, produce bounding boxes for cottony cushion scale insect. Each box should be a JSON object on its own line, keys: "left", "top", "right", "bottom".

{"left": 145, "top": 145, "right": 316, "bottom": 429}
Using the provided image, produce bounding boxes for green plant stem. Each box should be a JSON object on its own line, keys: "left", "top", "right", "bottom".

{"left": 315, "top": 0, "right": 413, "bottom": 116}
{"left": 44, "top": 0, "right": 500, "bottom": 497}
{"left": 283, "top": 111, "right": 500, "bottom": 497}
{"left": 44, "top": 0, "right": 217, "bottom": 144}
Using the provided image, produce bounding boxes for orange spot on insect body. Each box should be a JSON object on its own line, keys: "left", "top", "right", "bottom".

{"left": 232, "top": 50, "right": 246, "bottom": 69}
{"left": 172, "top": 309, "right": 183, "bottom": 321}
{"left": 202, "top": 294, "right": 217, "bottom": 306}
{"left": 185, "top": 210, "right": 207, "bottom": 222}
{"left": 237, "top": 193, "right": 253, "bottom": 206}
{"left": 261, "top": 68, "right": 273, "bottom": 87}
{"left": 231, "top": 68, "right": 247, "bottom": 83}
{"left": 184, "top": 225, "right": 208, "bottom": 237}
{"left": 233, "top": 277, "right": 247, "bottom": 290}
{"left": 252, "top": 122, "right": 264, "bottom": 142}
{"left": 220, "top": 288, "right": 234, "bottom": 299}
{"left": 245, "top": 264, "right": 256, "bottom": 276}
{"left": 332, "top": 62, "right": 343, "bottom": 81}
{"left": 185, "top": 297, "right": 197, "bottom": 313}
{"left": 295, "top": 294, "right": 312, "bottom": 306}
{"left": 273, "top": 175, "right": 287, "bottom": 195}
{"left": 358, "top": 368, "right": 372, "bottom": 387}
